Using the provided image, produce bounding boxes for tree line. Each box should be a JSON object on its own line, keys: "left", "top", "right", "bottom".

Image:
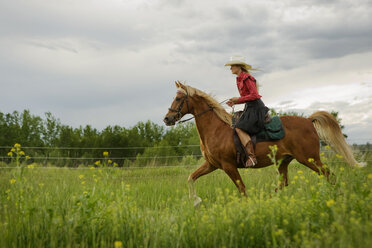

{"left": 0, "top": 110, "right": 200, "bottom": 167}
{"left": 0, "top": 109, "right": 348, "bottom": 167}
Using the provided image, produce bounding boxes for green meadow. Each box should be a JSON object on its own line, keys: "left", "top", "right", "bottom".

{"left": 1, "top": 154, "right": 372, "bottom": 248}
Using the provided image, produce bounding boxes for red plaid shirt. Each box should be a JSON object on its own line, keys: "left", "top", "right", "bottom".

{"left": 236, "top": 72, "right": 261, "bottom": 104}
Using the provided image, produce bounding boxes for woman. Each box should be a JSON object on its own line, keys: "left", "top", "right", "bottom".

{"left": 225, "top": 56, "right": 269, "bottom": 167}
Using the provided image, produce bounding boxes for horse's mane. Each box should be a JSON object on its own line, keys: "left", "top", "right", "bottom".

{"left": 182, "top": 85, "right": 232, "bottom": 126}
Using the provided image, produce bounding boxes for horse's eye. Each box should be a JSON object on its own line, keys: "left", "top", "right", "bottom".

{"left": 175, "top": 97, "right": 181, "bottom": 101}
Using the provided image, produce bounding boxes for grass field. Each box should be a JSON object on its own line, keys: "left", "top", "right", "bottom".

{"left": 1, "top": 154, "right": 372, "bottom": 248}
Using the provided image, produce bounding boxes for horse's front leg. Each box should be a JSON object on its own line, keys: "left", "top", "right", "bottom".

{"left": 188, "top": 161, "right": 217, "bottom": 206}
{"left": 222, "top": 162, "right": 247, "bottom": 196}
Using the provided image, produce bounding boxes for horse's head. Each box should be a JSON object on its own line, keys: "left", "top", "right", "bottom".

{"left": 163, "top": 81, "right": 192, "bottom": 126}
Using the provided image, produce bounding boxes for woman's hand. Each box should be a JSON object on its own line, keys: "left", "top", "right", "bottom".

{"left": 226, "top": 97, "right": 239, "bottom": 107}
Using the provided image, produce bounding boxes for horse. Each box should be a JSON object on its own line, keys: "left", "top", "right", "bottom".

{"left": 163, "top": 81, "right": 363, "bottom": 206}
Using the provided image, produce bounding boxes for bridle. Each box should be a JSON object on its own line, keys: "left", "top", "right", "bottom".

{"left": 168, "top": 91, "right": 191, "bottom": 121}
{"left": 168, "top": 90, "right": 229, "bottom": 124}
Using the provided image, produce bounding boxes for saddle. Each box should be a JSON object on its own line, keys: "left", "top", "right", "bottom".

{"left": 232, "top": 112, "right": 285, "bottom": 167}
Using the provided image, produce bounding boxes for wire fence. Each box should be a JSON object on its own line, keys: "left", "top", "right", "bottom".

{"left": 0, "top": 151, "right": 370, "bottom": 161}
{"left": 0, "top": 139, "right": 370, "bottom": 150}
{"left": 0, "top": 142, "right": 370, "bottom": 168}
{"left": 0, "top": 155, "right": 205, "bottom": 160}
{"left": 0, "top": 145, "right": 201, "bottom": 150}
{"left": 0, "top": 164, "right": 198, "bottom": 170}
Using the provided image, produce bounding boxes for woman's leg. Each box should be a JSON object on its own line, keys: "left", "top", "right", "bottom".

{"left": 235, "top": 128, "right": 257, "bottom": 167}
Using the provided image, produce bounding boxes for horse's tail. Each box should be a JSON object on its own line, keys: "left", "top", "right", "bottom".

{"left": 309, "top": 111, "right": 365, "bottom": 167}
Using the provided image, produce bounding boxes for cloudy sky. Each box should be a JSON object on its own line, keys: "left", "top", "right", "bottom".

{"left": 1, "top": 0, "right": 371, "bottom": 143}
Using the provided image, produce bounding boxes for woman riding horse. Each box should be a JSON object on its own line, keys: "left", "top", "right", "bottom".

{"left": 225, "top": 56, "right": 269, "bottom": 167}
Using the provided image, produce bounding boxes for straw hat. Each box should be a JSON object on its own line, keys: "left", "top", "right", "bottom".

{"left": 224, "top": 56, "right": 256, "bottom": 71}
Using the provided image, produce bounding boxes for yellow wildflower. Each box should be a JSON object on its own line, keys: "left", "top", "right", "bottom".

{"left": 79, "top": 175, "right": 84, "bottom": 179}
{"left": 89, "top": 166, "right": 95, "bottom": 170}
{"left": 340, "top": 167, "right": 345, "bottom": 172}
{"left": 297, "top": 170, "right": 303, "bottom": 174}
{"left": 27, "top": 164, "right": 35, "bottom": 168}
{"left": 7, "top": 152, "right": 13, "bottom": 157}
{"left": 95, "top": 161, "right": 100, "bottom": 166}
{"left": 271, "top": 145, "right": 278, "bottom": 151}
{"left": 19, "top": 151, "right": 25, "bottom": 156}
{"left": 114, "top": 241, "right": 123, "bottom": 248}
{"left": 325, "top": 145, "right": 331, "bottom": 149}
{"left": 25, "top": 155, "right": 30, "bottom": 160}
{"left": 275, "top": 229, "right": 284, "bottom": 236}
{"left": 14, "top": 143, "right": 21, "bottom": 148}
{"left": 320, "top": 152, "right": 324, "bottom": 156}
{"left": 308, "top": 158, "right": 315, "bottom": 163}
{"left": 83, "top": 191, "right": 88, "bottom": 195}
{"left": 39, "top": 183, "right": 44, "bottom": 187}
{"left": 367, "top": 174, "right": 372, "bottom": 179}
{"left": 108, "top": 159, "right": 112, "bottom": 164}
{"left": 81, "top": 181, "right": 86, "bottom": 185}
{"left": 103, "top": 151, "right": 109, "bottom": 157}
{"left": 336, "top": 154, "right": 343, "bottom": 159}
{"left": 326, "top": 199, "right": 335, "bottom": 207}
{"left": 10, "top": 179, "right": 16, "bottom": 184}
{"left": 113, "top": 162, "right": 118, "bottom": 167}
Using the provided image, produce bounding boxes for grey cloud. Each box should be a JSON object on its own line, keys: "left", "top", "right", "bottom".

{"left": 26, "top": 40, "right": 79, "bottom": 53}
{"left": 272, "top": 97, "right": 372, "bottom": 143}
{"left": 0, "top": 2, "right": 157, "bottom": 52}
{"left": 160, "top": 0, "right": 372, "bottom": 72}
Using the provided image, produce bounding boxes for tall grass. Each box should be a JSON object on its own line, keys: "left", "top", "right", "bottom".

{"left": 1, "top": 155, "right": 372, "bottom": 247}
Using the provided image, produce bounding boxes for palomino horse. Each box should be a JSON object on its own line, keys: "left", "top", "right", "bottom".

{"left": 163, "top": 82, "right": 363, "bottom": 206}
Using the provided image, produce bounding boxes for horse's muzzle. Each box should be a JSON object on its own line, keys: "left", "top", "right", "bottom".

{"left": 163, "top": 116, "right": 176, "bottom": 126}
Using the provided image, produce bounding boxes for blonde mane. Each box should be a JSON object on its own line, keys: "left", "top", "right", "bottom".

{"left": 180, "top": 85, "right": 232, "bottom": 126}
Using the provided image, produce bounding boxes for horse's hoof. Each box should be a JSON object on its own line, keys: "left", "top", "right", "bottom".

{"left": 194, "top": 196, "right": 202, "bottom": 207}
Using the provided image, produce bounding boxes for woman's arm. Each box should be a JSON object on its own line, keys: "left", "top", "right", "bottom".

{"left": 236, "top": 78, "right": 261, "bottom": 104}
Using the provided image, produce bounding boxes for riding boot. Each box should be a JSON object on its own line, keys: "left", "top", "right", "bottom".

{"left": 235, "top": 128, "right": 258, "bottom": 168}
{"left": 244, "top": 140, "right": 257, "bottom": 168}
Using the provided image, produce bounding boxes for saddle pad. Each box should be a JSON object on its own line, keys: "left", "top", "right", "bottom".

{"left": 256, "top": 116, "right": 285, "bottom": 142}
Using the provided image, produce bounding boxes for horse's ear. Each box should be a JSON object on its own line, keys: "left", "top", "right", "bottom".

{"left": 175, "top": 81, "right": 180, "bottom": 88}
{"left": 178, "top": 81, "right": 186, "bottom": 89}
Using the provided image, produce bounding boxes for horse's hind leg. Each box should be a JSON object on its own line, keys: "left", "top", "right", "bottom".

{"left": 296, "top": 155, "right": 336, "bottom": 184}
{"left": 188, "top": 161, "right": 217, "bottom": 206}
{"left": 275, "top": 156, "right": 293, "bottom": 192}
